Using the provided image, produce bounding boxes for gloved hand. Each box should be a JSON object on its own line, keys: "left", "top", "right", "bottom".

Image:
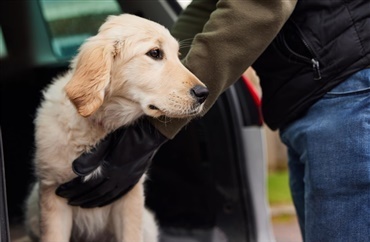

{"left": 55, "top": 118, "right": 168, "bottom": 208}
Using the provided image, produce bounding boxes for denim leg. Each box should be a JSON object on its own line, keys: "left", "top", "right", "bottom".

{"left": 286, "top": 146, "right": 305, "bottom": 235}
{"left": 280, "top": 69, "right": 370, "bottom": 242}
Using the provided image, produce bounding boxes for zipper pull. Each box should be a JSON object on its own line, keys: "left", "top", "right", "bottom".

{"left": 311, "top": 58, "right": 322, "bottom": 80}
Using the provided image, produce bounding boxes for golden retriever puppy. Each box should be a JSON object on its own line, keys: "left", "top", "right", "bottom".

{"left": 25, "top": 14, "right": 208, "bottom": 242}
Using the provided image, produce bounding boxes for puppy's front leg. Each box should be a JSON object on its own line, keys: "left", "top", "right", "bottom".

{"left": 112, "top": 179, "right": 144, "bottom": 242}
{"left": 39, "top": 183, "right": 73, "bottom": 242}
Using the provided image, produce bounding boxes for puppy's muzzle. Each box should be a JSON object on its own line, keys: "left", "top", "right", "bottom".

{"left": 190, "top": 85, "right": 209, "bottom": 104}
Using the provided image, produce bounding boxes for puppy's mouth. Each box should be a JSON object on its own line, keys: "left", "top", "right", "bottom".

{"left": 148, "top": 105, "right": 160, "bottom": 111}
{"left": 147, "top": 103, "right": 203, "bottom": 118}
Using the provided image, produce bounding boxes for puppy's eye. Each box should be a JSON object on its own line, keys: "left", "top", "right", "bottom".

{"left": 146, "top": 49, "right": 163, "bottom": 60}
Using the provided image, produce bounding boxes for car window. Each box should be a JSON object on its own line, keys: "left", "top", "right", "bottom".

{"left": 39, "top": 0, "right": 121, "bottom": 58}
{"left": 0, "top": 27, "right": 7, "bottom": 59}
{"left": 177, "top": 0, "right": 191, "bottom": 9}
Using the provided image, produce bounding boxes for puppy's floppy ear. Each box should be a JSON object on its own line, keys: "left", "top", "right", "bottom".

{"left": 65, "top": 37, "right": 117, "bottom": 117}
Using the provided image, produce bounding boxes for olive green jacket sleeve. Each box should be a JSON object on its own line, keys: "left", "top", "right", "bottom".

{"left": 151, "top": 0, "right": 297, "bottom": 139}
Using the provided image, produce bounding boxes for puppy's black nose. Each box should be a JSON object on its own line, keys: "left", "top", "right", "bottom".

{"left": 191, "top": 85, "right": 209, "bottom": 104}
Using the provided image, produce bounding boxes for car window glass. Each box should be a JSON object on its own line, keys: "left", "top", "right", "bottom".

{"left": 39, "top": 0, "right": 121, "bottom": 58}
{"left": 177, "top": 0, "right": 191, "bottom": 9}
{"left": 0, "top": 27, "right": 7, "bottom": 59}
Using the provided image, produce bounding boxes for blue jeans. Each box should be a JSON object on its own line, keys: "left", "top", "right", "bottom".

{"left": 280, "top": 69, "right": 370, "bottom": 242}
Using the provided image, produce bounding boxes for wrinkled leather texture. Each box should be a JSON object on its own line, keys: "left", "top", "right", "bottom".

{"left": 55, "top": 118, "right": 168, "bottom": 208}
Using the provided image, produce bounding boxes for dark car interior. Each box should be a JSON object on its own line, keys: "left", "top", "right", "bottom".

{"left": 1, "top": 0, "right": 262, "bottom": 241}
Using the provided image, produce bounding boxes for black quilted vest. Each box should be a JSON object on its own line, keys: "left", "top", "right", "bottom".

{"left": 253, "top": 0, "right": 370, "bottom": 130}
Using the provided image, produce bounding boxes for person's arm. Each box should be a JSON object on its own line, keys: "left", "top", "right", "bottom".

{"left": 150, "top": 0, "right": 297, "bottom": 139}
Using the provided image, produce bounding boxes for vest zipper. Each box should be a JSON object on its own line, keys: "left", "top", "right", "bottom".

{"left": 311, "top": 58, "right": 321, "bottom": 80}
{"left": 280, "top": 21, "right": 322, "bottom": 80}
{"left": 299, "top": 35, "right": 322, "bottom": 80}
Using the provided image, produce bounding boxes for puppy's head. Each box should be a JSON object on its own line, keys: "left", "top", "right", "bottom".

{"left": 65, "top": 14, "right": 208, "bottom": 119}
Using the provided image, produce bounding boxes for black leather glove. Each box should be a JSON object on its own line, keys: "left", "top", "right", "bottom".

{"left": 55, "top": 118, "right": 167, "bottom": 208}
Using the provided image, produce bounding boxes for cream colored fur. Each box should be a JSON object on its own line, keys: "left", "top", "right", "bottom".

{"left": 25, "top": 14, "right": 206, "bottom": 242}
